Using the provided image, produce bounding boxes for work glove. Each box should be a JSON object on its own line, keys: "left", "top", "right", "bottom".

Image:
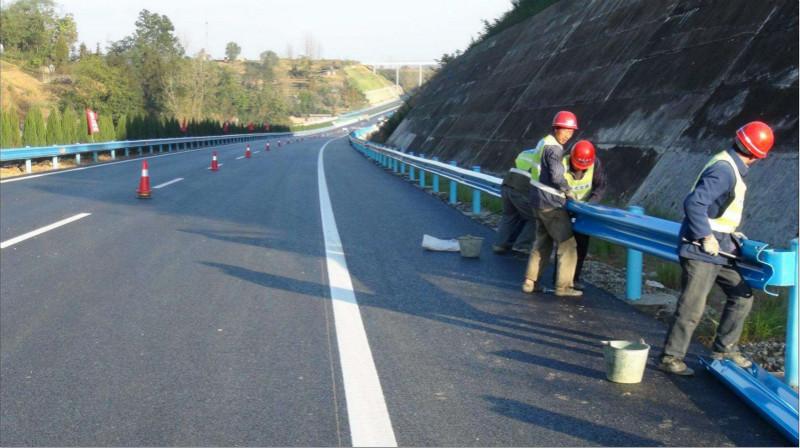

{"left": 733, "top": 231, "right": 748, "bottom": 241}
{"left": 565, "top": 190, "right": 577, "bottom": 201}
{"left": 702, "top": 235, "right": 720, "bottom": 256}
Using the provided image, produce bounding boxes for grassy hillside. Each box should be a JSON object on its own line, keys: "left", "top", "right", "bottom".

{"left": 1, "top": 57, "right": 399, "bottom": 121}
{"left": 0, "top": 60, "right": 56, "bottom": 116}
{"left": 344, "top": 65, "right": 395, "bottom": 92}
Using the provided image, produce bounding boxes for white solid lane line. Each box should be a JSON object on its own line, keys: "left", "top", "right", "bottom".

{"left": 1, "top": 213, "right": 91, "bottom": 249}
{"left": 153, "top": 177, "right": 184, "bottom": 189}
{"left": 253, "top": 150, "right": 260, "bottom": 154}
{"left": 317, "top": 138, "right": 397, "bottom": 447}
{"left": 236, "top": 156, "right": 245, "bottom": 160}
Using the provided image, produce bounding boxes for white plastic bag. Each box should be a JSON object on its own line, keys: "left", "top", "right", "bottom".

{"left": 421, "top": 234, "right": 460, "bottom": 252}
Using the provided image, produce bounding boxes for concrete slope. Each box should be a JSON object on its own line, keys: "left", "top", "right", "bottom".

{"left": 387, "top": 0, "right": 798, "bottom": 245}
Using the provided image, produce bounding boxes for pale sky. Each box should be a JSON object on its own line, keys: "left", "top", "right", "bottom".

{"left": 53, "top": 0, "right": 512, "bottom": 62}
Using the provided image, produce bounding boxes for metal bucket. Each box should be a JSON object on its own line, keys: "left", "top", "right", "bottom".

{"left": 457, "top": 235, "right": 484, "bottom": 258}
{"left": 602, "top": 339, "right": 650, "bottom": 384}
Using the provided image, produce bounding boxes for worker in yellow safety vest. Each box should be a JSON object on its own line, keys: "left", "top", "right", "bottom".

{"left": 522, "top": 111, "right": 584, "bottom": 297}
{"left": 551, "top": 140, "right": 606, "bottom": 290}
{"left": 659, "top": 121, "right": 775, "bottom": 376}
{"left": 494, "top": 138, "right": 546, "bottom": 255}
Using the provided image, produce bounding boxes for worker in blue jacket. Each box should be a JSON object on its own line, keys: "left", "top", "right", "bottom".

{"left": 659, "top": 121, "right": 775, "bottom": 376}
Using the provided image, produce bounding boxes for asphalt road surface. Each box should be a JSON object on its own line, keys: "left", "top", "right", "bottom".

{"left": 0, "top": 127, "right": 790, "bottom": 446}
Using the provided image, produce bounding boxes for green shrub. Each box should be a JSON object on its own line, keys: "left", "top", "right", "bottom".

{"left": 45, "top": 108, "right": 64, "bottom": 145}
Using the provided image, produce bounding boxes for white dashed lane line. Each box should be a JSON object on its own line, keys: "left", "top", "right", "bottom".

{"left": 153, "top": 178, "right": 184, "bottom": 189}
{"left": 1, "top": 213, "right": 92, "bottom": 249}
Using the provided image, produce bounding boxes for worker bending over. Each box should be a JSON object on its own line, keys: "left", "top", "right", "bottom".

{"left": 522, "top": 111, "right": 583, "bottom": 297}
{"left": 659, "top": 121, "right": 774, "bottom": 376}
{"left": 493, "top": 139, "right": 542, "bottom": 254}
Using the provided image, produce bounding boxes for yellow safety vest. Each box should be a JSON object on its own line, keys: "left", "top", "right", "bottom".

{"left": 509, "top": 135, "right": 558, "bottom": 182}
{"left": 562, "top": 156, "right": 594, "bottom": 202}
{"left": 692, "top": 151, "right": 746, "bottom": 233}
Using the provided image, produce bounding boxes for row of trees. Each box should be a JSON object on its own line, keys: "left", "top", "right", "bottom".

{"left": 0, "top": 106, "right": 290, "bottom": 148}
{"left": 1, "top": 1, "right": 372, "bottom": 150}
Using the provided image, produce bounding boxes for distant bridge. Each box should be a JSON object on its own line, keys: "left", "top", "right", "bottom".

{"left": 362, "top": 61, "right": 438, "bottom": 87}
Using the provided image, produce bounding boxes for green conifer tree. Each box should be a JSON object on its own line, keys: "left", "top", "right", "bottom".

{"left": 9, "top": 108, "right": 22, "bottom": 147}
{"left": 1, "top": 109, "right": 13, "bottom": 148}
{"left": 22, "top": 107, "right": 46, "bottom": 147}
{"left": 46, "top": 109, "right": 65, "bottom": 145}
{"left": 97, "top": 115, "right": 115, "bottom": 142}
{"left": 78, "top": 110, "right": 90, "bottom": 143}
{"left": 62, "top": 106, "right": 79, "bottom": 144}
{"left": 115, "top": 114, "right": 127, "bottom": 141}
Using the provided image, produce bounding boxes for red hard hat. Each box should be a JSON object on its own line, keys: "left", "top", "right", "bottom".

{"left": 570, "top": 140, "right": 595, "bottom": 170}
{"left": 553, "top": 111, "right": 578, "bottom": 130}
{"left": 736, "top": 121, "right": 774, "bottom": 159}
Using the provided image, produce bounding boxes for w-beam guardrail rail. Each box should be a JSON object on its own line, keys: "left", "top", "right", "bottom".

{"left": 349, "top": 129, "right": 799, "bottom": 444}
{"left": 0, "top": 132, "right": 292, "bottom": 174}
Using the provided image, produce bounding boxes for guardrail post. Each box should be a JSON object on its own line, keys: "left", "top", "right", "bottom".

{"left": 25, "top": 159, "right": 32, "bottom": 173}
{"left": 124, "top": 148, "right": 129, "bottom": 157}
{"left": 149, "top": 146, "right": 154, "bottom": 154}
{"left": 393, "top": 158, "right": 399, "bottom": 173}
{"left": 75, "top": 153, "right": 81, "bottom": 165}
{"left": 93, "top": 151, "right": 98, "bottom": 163}
{"left": 626, "top": 205, "right": 645, "bottom": 301}
{"left": 419, "top": 154, "right": 426, "bottom": 188}
{"left": 472, "top": 166, "right": 481, "bottom": 214}
{"left": 449, "top": 161, "right": 458, "bottom": 204}
{"left": 787, "top": 238, "right": 798, "bottom": 387}
{"left": 432, "top": 157, "right": 440, "bottom": 192}
{"left": 409, "top": 153, "right": 416, "bottom": 181}
{"left": 52, "top": 156, "right": 59, "bottom": 169}
{"left": 401, "top": 158, "right": 406, "bottom": 175}
{"left": 111, "top": 150, "right": 116, "bottom": 160}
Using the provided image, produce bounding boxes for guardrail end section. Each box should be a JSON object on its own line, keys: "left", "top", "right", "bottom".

{"left": 701, "top": 357, "right": 799, "bottom": 444}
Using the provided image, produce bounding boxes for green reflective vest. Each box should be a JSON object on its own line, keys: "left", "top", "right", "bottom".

{"left": 562, "top": 156, "right": 595, "bottom": 202}
{"left": 511, "top": 134, "right": 558, "bottom": 181}
{"left": 692, "top": 151, "right": 746, "bottom": 233}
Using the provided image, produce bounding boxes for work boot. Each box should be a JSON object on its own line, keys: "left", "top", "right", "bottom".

{"left": 511, "top": 245, "right": 531, "bottom": 255}
{"left": 658, "top": 355, "right": 695, "bottom": 376}
{"left": 492, "top": 244, "right": 510, "bottom": 254}
{"left": 522, "top": 279, "right": 542, "bottom": 294}
{"left": 554, "top": 287, "right": 583, "bottom": 297}
{"left": 711, "top": 351, "right": 752, "bottom": 369}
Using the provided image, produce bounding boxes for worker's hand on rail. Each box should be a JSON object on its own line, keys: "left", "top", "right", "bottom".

{"left": 733, "top": 231, "right": 748, "bottom": 241}
{"left": 702, "top": 235, "right": 720, "bottom": 256}
{"left": 565, "top": 190, "right": 577, "bottom": 201}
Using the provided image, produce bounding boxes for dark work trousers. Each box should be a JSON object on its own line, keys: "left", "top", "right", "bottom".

{"left": 662, "top": 257, "right": 753, "bottom": 359}
{"left": 554, "top": 232, "right": 590, "bottom": 285}
{"left": 494, "top": 185, "right": 535, "bottom": 251}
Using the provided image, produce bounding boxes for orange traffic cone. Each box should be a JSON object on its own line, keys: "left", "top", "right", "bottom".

{"left": 137, "top": 160, "right": 151, "bottom": 199}
{"left": 245, "top": 145, "right": 251, "bottom": 158}
{"left": 265, "top": 142, "right": 270, "bottom": 151}
{"left": 210, "top": 151, "right": 219, "bottom": 171}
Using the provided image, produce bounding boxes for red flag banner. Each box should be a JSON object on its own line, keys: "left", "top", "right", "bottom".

{"left": 180, "top": 118, "right": 188, "bottom": 133}
{"left": 223, "top": 121, "right": 229, "bottom": 134}
{"left": 247, "top": 122, "right": 255, "bottom": 133}
{"left": 264, "top": 123, "right": 270, "bottom": 132}
{"left": 86, "top": 108, "right": 100, "bottom": 135}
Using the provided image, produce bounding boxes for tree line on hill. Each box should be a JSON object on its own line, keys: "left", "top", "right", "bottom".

{"left": 0, "top": 0, "right": 361, "bottom": 149}
{"left": 0, "top": 106, "right": 289, "bottom": 148}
